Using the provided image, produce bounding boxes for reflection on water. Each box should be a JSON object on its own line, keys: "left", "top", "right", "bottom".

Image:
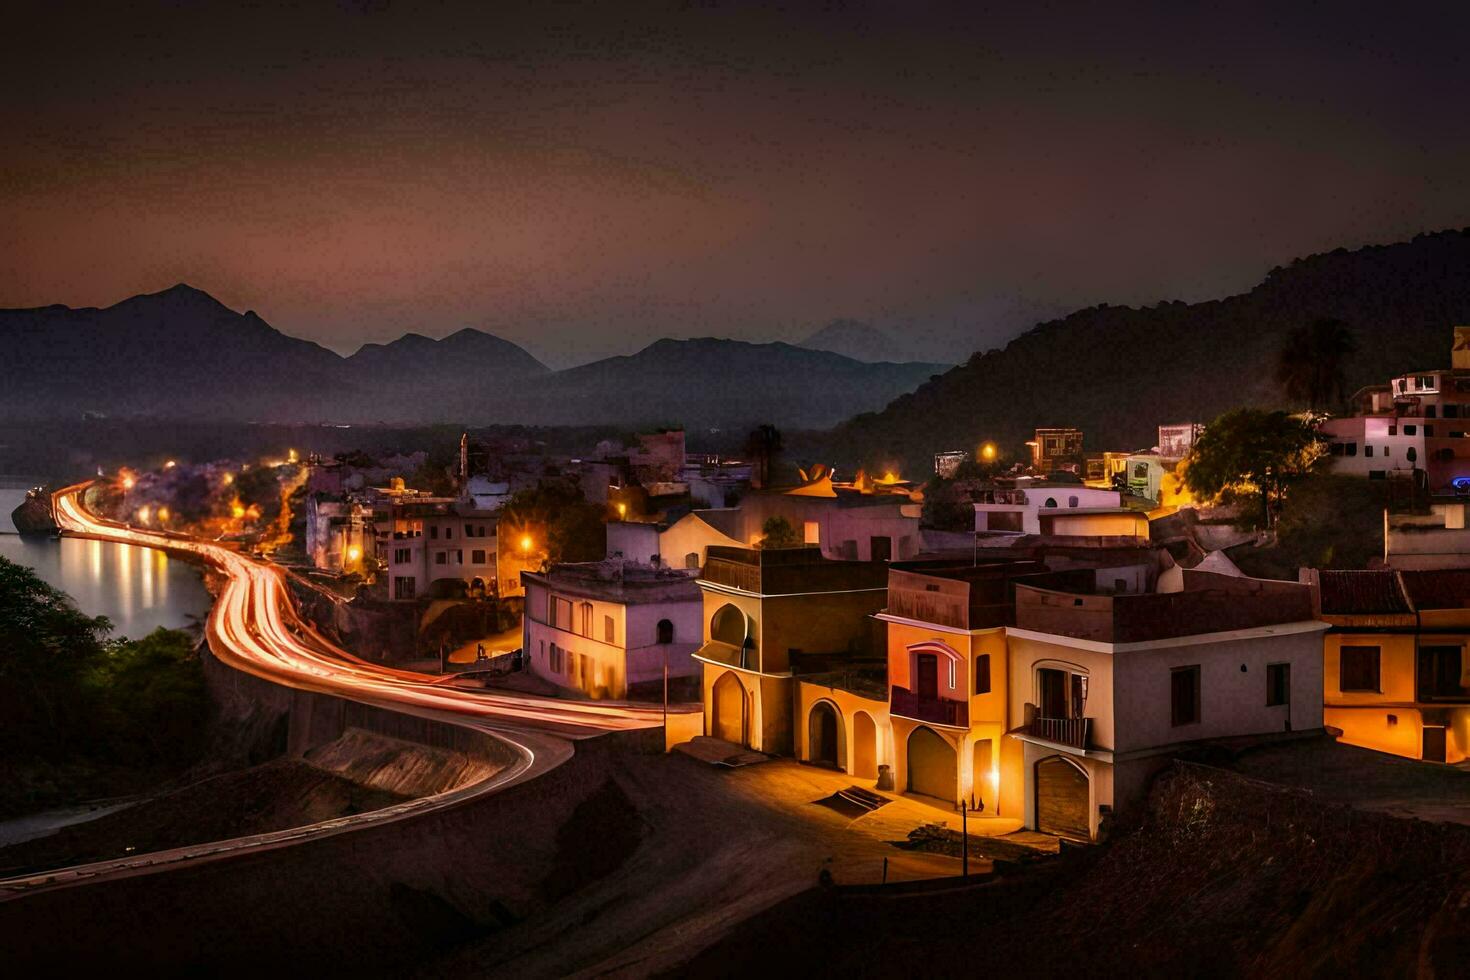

{"left": 0, "top": 510, "right": 212, "bottom": 640}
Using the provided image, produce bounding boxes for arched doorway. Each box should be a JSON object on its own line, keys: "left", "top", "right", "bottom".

{"left": 907, "top": 726, "right": 956, "bottom": 802}
{"left": 1035, "top": 755, "right": 1090, "bottom": 840}
{"left": 711, "top": 671, "right": 746, "bottom": 746}
{"left": 808, "top": 701, "right": 841, "bottom": 768}
{"left": 852, "top": 711, "right": 878, "bottom": 779}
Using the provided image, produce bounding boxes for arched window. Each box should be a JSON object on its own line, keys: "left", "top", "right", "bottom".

{"left": 711, "top": 604, "right": 745, "bottom": 646}
{"left": 657, "top": 619, "right": 674, "bottom": 644}
{"left": 1407, "top": 446, "right": 1418, "bottom": 463}
{"left": 580, "top": 601, "right": 593, "bottom": 637}
{"left": 685, "top": 551, "right": 700, "bottom": 569}
{"left": 1068, "top": 495, "right": 1079, "bottom": 507}
{"left": 1044, "top": 497, "right": 1058, "bottom": 508}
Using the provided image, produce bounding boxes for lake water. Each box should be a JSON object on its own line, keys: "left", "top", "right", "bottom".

{"left": 0, "top": 488, "right": 213, "bottom": 640}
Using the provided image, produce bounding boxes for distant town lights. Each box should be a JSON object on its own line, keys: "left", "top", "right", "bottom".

{"left": 980, "top": 442, "right": 998, "bottom": 462}
{"left": 164, "top": 459, "right": 177, "bottom": 469}
{"left": 617, "top": 502, "right": 627, "bottom": 518}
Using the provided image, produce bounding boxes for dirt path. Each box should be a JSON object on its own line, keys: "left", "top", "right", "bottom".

{"left": 425, "top": 753, "right": 1043, "bottom": 978}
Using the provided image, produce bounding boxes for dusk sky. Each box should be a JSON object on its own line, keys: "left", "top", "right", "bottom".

{"left": 5, "top": 1, "right": 1470, "bottom": 367}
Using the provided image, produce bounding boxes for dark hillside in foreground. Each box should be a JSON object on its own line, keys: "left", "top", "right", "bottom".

{"left": 677, "top": 756, "right": 1470, "bottom": 977}
{"left": 831, "top": 229, "right": 1470, "bottom": 470}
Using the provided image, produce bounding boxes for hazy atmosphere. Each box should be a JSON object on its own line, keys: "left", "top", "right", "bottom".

{"left": 6, "top": 2, "right": 1470, "bottom": 365}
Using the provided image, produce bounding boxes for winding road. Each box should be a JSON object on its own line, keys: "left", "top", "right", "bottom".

{"left": 0, "top": 482, "right": 685, "bottom": 898}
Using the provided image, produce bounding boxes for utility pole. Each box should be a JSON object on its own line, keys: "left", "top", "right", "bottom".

{"left": 960, "top": 798, "right": 969, "bottom": 878}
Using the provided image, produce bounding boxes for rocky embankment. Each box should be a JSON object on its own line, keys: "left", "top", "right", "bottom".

{"left": 9, "top": 488, "right": 56, "bottom": 536}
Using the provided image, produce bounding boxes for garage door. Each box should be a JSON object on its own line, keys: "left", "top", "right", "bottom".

{"left": 1035, "top": 755, "right": 1090, "bottom": 840}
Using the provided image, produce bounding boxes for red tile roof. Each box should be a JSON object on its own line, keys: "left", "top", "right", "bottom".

{"left": 1398, "top": 569, "right": 1470, "bottom": 610}
{"left": 1317, "top": 570, "right": 1409, "bottom": 616}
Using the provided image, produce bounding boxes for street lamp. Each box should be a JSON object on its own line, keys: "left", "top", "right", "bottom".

{"left": 979, "top": 442, "right": 997, "bottom": 463}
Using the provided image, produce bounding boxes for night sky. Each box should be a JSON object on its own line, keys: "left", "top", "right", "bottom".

{"left": 5, "top": 1, "right": 1470, "bottom": 366}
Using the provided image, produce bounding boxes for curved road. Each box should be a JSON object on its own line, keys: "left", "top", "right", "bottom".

{"left": 1, "top": 482, "right": 685, "bottom": 898}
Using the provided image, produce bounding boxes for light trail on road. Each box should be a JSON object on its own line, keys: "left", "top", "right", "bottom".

{"left": 51, "top": 483, "right": 677, "bottom": 735}
{"left": 0, "top": 483, "right": 684, "bottom": 899}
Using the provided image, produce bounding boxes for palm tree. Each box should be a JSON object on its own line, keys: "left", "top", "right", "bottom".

{"left": 1276, "top": 318, "right": 1358, "bottom": 412}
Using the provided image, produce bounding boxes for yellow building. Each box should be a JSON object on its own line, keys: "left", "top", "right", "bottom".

{"left": 1311, "top": 568, "right": 1470, "bottom": 763}
{"left": 694, "top": 546, "right": 889, "bottom": 754}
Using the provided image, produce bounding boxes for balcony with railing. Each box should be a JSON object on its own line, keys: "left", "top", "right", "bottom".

{"left": 1023, "top": 715, "right": 1092, "bottom": 750}
{"left": 890, "top": 686, "right": 968, "bottom": 728}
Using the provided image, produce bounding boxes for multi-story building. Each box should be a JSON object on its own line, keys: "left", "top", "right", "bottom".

{"left": 973, "top": 482, "right": 1148, "bottom": 540}
{"left": 521, "top": 560, "right": 701, "bottom": 700}
{"left": 1307, "top": 568, "right": 1470, "bottom": 763}
{"left": 1320, "top": 330, "right": 1470, "bottom": 489}
{"left": 872, "top": 561, "right": 1087, "bottom": 808}
{"left": 608, "top": 481, "right": 923, "bottom": 570}
{"left": 1027, "top": 427, "right": 1084, "bottom": 473}
{"left": 385, "top": 498, "right": 498, "bottom": 600}
{"left": 1003, "top": 570, "right": 1323, "bottom": 839}
{"left": 693, "top": 546, "right": 889, "bottom": 753}
{"left": 776, "top": 563, "right": 1325, "bottom": 842}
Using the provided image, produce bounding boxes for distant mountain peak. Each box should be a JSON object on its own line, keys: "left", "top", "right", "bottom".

{"left": 798, "top": 319, "right": 911, "bottom": 364}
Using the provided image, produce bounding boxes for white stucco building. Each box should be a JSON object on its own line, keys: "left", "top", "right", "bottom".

{"left": 386, "top": 497, "right": 499, "bottom": 600}
{"left": 1005, "top": 569, "right": 1325, "bottom": 839}
{"left": 522, "top": 559, "right": 702, "bottom": 700}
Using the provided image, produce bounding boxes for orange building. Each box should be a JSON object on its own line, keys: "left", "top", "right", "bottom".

{"left": 1309, "top": 568, "right": 1470, "bottom": 763}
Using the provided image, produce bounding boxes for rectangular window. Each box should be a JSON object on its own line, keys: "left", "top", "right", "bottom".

{"left": 393, "top": 548, "right": 410, "bottom": 563}
{"left": 445, "top": 526, "right": 453, "bottom": 539}
{"left": 604, "top": 615, "right": 615, "bottom": 644}
{"left": 947, "top": 658, "right": 956, "bottom": 690}
{"left": 1420, "top": 375, "right": 1434, "bottom": 388}
{"left": 434, "top": 552, "right": 447, "bottom": 565}
{"left": 1388, "top": 425, "right": 1398, "bottom": 436}
{"left": 552, "top": 596, "right": 574, "bottom": 631}
{"left": 803, "top": 520, "right": 820, "bottom": 544}
{"left": 430, "top": 525, "right": 439, "bottom": 539}
{"left": 1425, "top": 425, "right": 1436, "bottom": 437}
{"left": 1446, "top": 405, "right": 1460, "bottom": 418}
{"left": 1266, "top": 662, "right": 1290, "bottom": 706}
{"left": 1171, "top": 666, "right": 1200, "bottom": 726}
{"left": 471, "top": 549, "right": 486, "bottom": 564}
{"left": 1364, "top": 445, "right": 1374, "bottom": 458}
{"left": 1340, "top": 645, "right": 1381, "bottom": 692}
{"left": 1345, "top": 443, "right": 1357, "bottom": 457}
{"left": 1404, "top": 424, "right": 1416, "bottom": 436}
{"left": 393, "top": 576, "right": 415, "bottom": 599}
{"left": 1427, "top": 405, "right": 1438, "bottom": 419}
{"left": 455, "top": 549, "right": 463, "bottom": 564}
{"left": 974, "top": 653, "right": 991, "bottom": 695}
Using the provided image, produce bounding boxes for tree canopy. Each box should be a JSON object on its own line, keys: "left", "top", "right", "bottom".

{"left": 756, "top": 516, "right": 804, "bottom": 549}
{"left": 1183, "top": 408, "right": 1325, "bottom": 528}
{"left": 501, "top": 479, "right": 606, "bottom": 566}
{"left": 0, "top": 557, "right": 208, "bottom": 814}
